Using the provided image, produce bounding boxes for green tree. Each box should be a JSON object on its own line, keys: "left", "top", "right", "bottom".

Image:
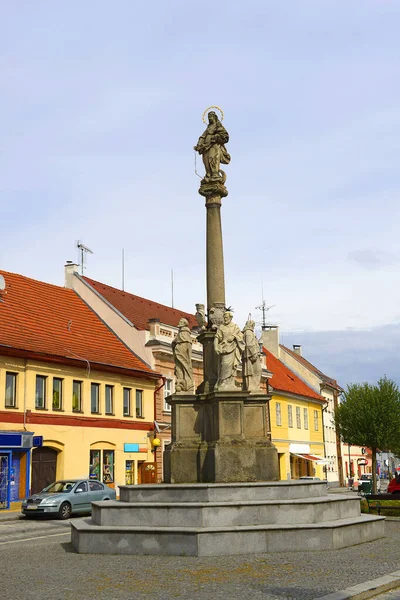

{"left": 334, "top": 376, "right": 400, "bottom": 493}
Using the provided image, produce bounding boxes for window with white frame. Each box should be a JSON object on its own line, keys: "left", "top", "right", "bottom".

{"left": 314, "top": 410, "right": 319, "bottom": 431}
{"left": 288, "top": 405, "right": 293, "bottom": 428}
{"left": 123, "top": 387, "right": 131, "bottom": 416}
{"left": 303, "top": 408, "right": 308, "bottom": 430}
{"left": 105, "top": 385, "right": 114, "bottom": 415}
{"left": 296, "top": 406, "right": 301, "bottom": 428}
{"left": 35, "top": 375, "right": 47, "bottom": 409}
{"left": 5, "top": 372, "right": 17, "bottom": 408}
{"left": 163, "top": 379, "right": 173, "bottom": 412}
{"left": 136, "top": 389, "right": 143, "bottom": 418}
{"left": 275, "top": 402, "right": 282, "bottom": 426}
{"left": 91, "top": 383, "right": 100, "bottom": 414}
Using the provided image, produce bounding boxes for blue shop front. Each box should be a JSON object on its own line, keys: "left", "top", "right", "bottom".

{"left": 0, "top": 431, "right": 37, "bottom": 509}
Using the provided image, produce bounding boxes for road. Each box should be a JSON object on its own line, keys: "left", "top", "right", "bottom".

{"left": 1, "top": 517, "right": 400, "bottom": 600}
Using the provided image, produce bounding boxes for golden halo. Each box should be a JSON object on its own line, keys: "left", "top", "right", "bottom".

{"left": 202, "top": 105, "right": 224, "bottom": 124}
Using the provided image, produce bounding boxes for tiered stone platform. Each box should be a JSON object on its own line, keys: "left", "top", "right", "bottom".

{"left": 71, "top": 481, "right": 385, "bottom": 556}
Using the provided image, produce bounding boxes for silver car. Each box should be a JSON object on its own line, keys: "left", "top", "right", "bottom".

{"left": 21, "top": 479, "right": 116, "bottom": 519}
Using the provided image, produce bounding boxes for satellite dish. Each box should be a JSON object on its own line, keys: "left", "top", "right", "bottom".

{"left": 0, "top": 275, "right": 5, "bottom": 291}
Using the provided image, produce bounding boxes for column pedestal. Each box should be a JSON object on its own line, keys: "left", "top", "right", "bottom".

{"left": 163, "top": 391, "right": 279, "bottom": 483}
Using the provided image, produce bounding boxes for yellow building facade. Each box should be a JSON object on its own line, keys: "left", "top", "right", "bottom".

{"left": 0, "top": 270, "right": 161, "bottom": 508}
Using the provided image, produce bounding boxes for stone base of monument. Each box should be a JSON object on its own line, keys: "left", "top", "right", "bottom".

{"left": 163, "top": 391, "right": 280, "bottom": 483}
{"left": 70, "top": 481, "right": 385, "bottom": 556}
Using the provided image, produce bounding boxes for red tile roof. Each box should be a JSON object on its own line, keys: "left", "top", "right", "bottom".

{"left": 0, "top": 271, "right": 156, "bottom": 377}
{"left": 264, "top": 348, "right": 325, "bottom": 402}
{"left": 83, "top": 276, "right": 198, "bottom": 331}
{"left": 280, "top": 344, "right": 342, "bottom": 391}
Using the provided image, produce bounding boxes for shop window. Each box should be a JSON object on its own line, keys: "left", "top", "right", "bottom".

{"left": 52, "top": 378, "right": 63, "bottom": 410}
{"left": 103, "top": 450, "right": 114, "bottom": 484}
{"left": 35, "top": 375, "right": 47, "bottom": 409}
{"left": 89, "top": 450, "right": 101, "bottom": 480}
{"left": 72, "top": 381, "right": 82, "bottom": 412}
{"left": 136, "top": 389, "right": 143, "bottom": 418}
{"left": 288, "top": 405, "right": 293, "bottom": 428}
{"left": 91, "top": 383, "right": 100, "bottom": 414}
{"left": 296, "top": 406, "right": 301, "bottom": 429}
{"left": 5, "top": 372, "right": 17, "bottom": 408}
{"left": 303, "top": 408, "right": 308, "bottom": 430}
{"left": 105, "top": 385, "right": 114, "bottom": 415}
{"left": 125, "top": 460, "right": 134, "bottom": 484}
{"left": 163, "top": 379, "right": 173, "bottom": 412}
{"left": 275, "top": 402, "right": 282, "bottom": 426}
{"left": 123, "top": 388, "right": 131, "bottom": 416}
{"left": 314, "top": 410, "right": 319, "bottom": 431}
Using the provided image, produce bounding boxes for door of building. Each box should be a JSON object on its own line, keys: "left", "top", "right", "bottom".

{"left": 31, "top": 447, "right": 57, "bottom": 494}
{"left": 0, "top": 453, "right": 10, "bottom": 509}
{"left": 138, "top": 462, "right": 157, "bottom": 484}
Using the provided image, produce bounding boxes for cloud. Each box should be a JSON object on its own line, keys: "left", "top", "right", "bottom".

{"left": 348, "top": 248, "right": 400, "bottom": 270}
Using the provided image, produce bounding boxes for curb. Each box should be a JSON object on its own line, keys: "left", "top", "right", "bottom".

{"left": 0, "top": 513, "right": 24, "bottom": 522}
{"left": 315, "top": 570, "right": 400, "bottom": 600}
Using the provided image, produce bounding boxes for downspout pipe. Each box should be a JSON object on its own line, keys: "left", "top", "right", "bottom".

{"left": 153, "top": 377, "right": 166, "bottom": 480}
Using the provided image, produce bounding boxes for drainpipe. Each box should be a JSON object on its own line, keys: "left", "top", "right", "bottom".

{"left": 23, "top": 359, "right": 28, "bottom": 431}
{"left": 153, "top": 377, "right": 166, "bottom": 480}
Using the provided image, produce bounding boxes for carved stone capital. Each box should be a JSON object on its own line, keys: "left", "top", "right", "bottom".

{"left": 199, "top": 179, "right": 228, "bottom": 200}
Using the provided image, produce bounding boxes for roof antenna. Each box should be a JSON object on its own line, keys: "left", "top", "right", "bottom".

{"left": 171, "top": 269, "right": 174, "bottom": 308}
{"left": 256, "top": 280, "right": 275, "bottom": 330}
{"left": 76, "top": 241, "right": 93, "bottom": 275}
{"left": 122, "top": 248, "right": 125, "bottom": 291}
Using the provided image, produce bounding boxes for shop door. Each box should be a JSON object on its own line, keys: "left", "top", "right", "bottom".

{"left": 138, "top": 462, "right": 157, "bottom": 484}
{"left": 0, "top": 454, "right": 10, "bottom": 509}
{"left": 31, "top": 447, "right": 57, "bottom": 494}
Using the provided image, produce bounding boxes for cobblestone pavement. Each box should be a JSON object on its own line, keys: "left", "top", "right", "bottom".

{"left": 0, "top": 519, "right": 399, "bottom": 599}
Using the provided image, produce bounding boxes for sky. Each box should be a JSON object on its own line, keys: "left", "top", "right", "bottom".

{"left": 2, "top": 1, "right": 400, "bottom": 388}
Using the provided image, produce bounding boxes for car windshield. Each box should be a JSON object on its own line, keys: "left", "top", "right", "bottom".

{"left": 41, "top": 481, "right": 77, "bottom": 494}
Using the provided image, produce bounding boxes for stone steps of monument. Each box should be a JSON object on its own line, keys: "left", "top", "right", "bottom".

{"left": 71, "top": 514, "right": 385, "bottom": 556}
{"left": 91, "top": 494, "right": 360, "bottom": 527}
{"left": 119, "top": 481, "right": 329, "bottom": 503}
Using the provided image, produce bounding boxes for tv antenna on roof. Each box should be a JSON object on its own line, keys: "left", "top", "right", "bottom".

{"left": 76, "top": 241, "right": 93, "bottom": 275}
{"left": 256, "top": 299, "right": 276, "bottom": 330}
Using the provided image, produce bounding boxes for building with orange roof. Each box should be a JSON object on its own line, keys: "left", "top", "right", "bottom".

{"left": 264, "top": 348, "right": 327, "bottom": 480}
{"left": 0, "top": 269, "right": 161, "bottom": 509}
{"left": 65, "top": 262, "right": 206, "bottom": 481}
{"left": 263, "top": 326, "right": 344, "bottom": 485}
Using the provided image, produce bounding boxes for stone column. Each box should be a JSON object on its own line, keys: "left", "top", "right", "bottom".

{"left": 206, "top": 194, "right": 225, "bottom": 311}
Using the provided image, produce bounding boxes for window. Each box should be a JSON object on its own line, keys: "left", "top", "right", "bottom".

{"left": 89, "top": 481, "right": 104, "bottom": 491}
{"left": 275, "top": 402, "right": 282, "bottom": 426}
{"left": 89, "top": 449, "right": 101, "bottom": 480}
{"left": 91, "top": 383, "right": 100, "bottom": 414}
{"left": 75, "top": 481, "right": 88, "bottom": 493}
{"left": 105, "top": 385, "right": 114, "bottom": 415}
{"left": 35, "top": 375, "right": 47, "bottom": 409}
{"left": 136, "top": 389, "right": 143, "bottom": 418}
{"left": 52, "top": 378, "right": 63, "bottom": 410}
{"left": 103, "top": 450, "right": 114, "bottom": 483}
{"left": 163, "top": 379, "right": 173, "bottom": 412}
{"left": 314, "top": 410, "right": 319, "bottom": 431}
{"left": 296, "top": 406, "right": 301, "bottom": 428}
{"left": 303, "top": 408, "right": 308, "bottom": 430}
{"left": 123, "top": 388, "right": 131, "bottom": 416}
{"left": 5, "top": 372, "right": 17, "bottom": 408}
{"left": 72, "top": 380, "right": 82, "bottom": 412}
{"left": 288, "top": 405, "right": 293, "bottom": 428}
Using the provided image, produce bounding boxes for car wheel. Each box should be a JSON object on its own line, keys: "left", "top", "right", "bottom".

{"left": 58, "top": 502, "right": 72, "bottom": 520}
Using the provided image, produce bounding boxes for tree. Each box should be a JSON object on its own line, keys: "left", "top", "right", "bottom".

{"left": 334, "top": 376, "right": 400, "bottom": 493}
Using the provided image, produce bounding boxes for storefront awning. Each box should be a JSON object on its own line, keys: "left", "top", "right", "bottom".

{"left": 291, "top": 453, "right": 330, "bottom": 465}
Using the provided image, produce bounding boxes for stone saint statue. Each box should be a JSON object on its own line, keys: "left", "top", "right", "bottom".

{"left": 172, "top": 318, "right": 194, "bottom": 393}
{"left": 214, "top": 311, "right": 245, "bottom": 390}
{"left": 242, "top": 320, "right": 262, "bottom": 393}
{"left": 194, "top": 111, "right": 231, "bottom": 183}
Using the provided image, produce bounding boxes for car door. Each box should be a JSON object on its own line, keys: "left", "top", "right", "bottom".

{"left": 89, "top": 481, "right": 106, "bottom": 503}
{"left": 72, "top": 481, "right": 90, "bottom": 513}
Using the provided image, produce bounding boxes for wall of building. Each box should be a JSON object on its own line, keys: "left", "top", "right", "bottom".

{"left": 0, "top": 355, "right": 156, "bottom": 495}
{"left": 270, "top": 392, "right": 325, "bottom": 480}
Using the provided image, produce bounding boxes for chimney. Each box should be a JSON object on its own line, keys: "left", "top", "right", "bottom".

{"left": 261, "top": 325, "right": 279, "bottom": 358}
{"left": 64, "top": 261, "right": 79, "bottom": 289}
{"left": 293, "top": 344, "right": 302, "bottom": 356}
